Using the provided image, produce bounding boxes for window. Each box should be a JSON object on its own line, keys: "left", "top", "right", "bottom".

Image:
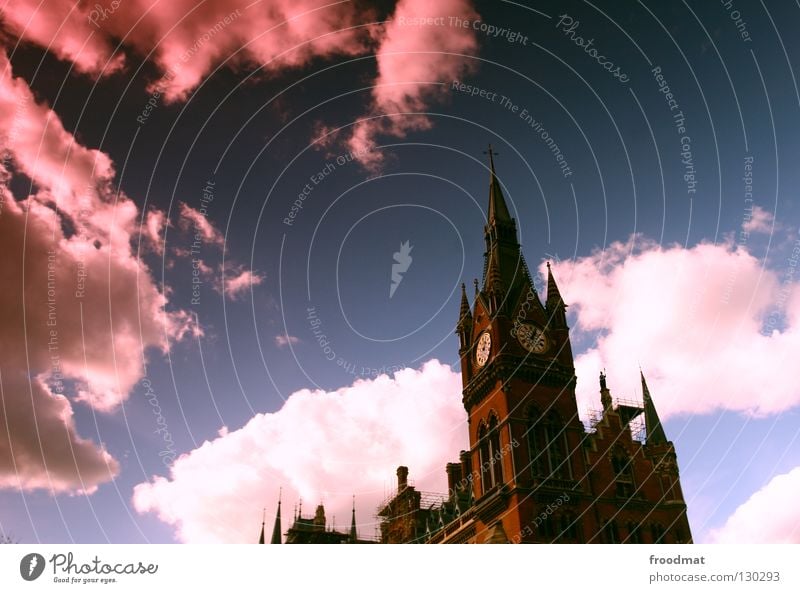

{"left": 626, "top": 521, "right": 643, "bottom": 544}
{"left": 478, "top": 415, "right": 504, "bottom": 494}
{"left": 527, "top": 408, "right": 548, "bottom": 477}
{"left": 559, "top": 514, "right": 580, "bottom": 541}
{"left": 539, "top": 515, "right": 555, "bottom": 540}
{"left": 650, "top": 523, "right": 666, "bottom": 544}
{"left": 527, "top": 410, "right": 571, "bottom": 479}
{"left": 612, "top": 448, "right": 634, "bottom": 498}
{"left": 603, "top": 520, "right": 619, "bottom": 544}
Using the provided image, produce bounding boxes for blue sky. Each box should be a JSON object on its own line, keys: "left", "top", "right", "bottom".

{"left": 1, "top": 0, "right": 799, "bottom": 544}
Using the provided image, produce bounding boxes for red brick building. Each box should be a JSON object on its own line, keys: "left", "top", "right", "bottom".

{"left": 377, "top": 149, "right": 692, "bottom": 544}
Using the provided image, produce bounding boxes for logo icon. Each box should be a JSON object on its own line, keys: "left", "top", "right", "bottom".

{"left": 20, "top": 553, "right": 46, "bottom": 581}
{"left": 390, "top": 241, "right": 413, "bottom": 298}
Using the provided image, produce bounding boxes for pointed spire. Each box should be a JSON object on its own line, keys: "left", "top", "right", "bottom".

{"left": 642, "top": 370, "right": 668, "bottom": 445}
{"left": 546, "top": 262, "right": 563, "bottom": 306}
{"left": 486, "top": 145, "right": 512, "bottom": 224}
{"left": 270, "top": 489, "right": 282, "bottom": 544}
{"left": 457, "top": 283, "right": 472, "bottom": 327}
{"left": 258, "top": 508, "right": 265, "bottom": 544}
{"left": 349, "top": 496, "right": 358, "bottom": 543}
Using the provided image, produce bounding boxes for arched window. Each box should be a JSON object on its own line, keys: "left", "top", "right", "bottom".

{"left": 527, "top": 408, "right": 548, "bottom": 477}
{"left": 612, "top": 447, "right": 634, "bottom": 498}
{"left": 478, "top": 422, "right": 491, "bottom": 494}
{"left": 478, "top": 415, "right": 504, "bottom": 494}
{"left": 527, "top": 409, "right": 572, "bottom": 479}
{"left": 487, "top": 415, "right": 504, "bottom": 487}
{"left": 545, "top": 413, "right": 570, "bottom": 479}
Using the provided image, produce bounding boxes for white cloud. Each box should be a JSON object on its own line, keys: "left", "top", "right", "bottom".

{"left": 709, "top": 466, "right": 800, "bottom": 543}
{"left": 274, "top": 335, "right": 300, "bottom": 348}
{"left": 132, "top": 360, "right": 467, "bottom": 542}
{"left": 549, "top": 236, "right": 800, "bottom": 420}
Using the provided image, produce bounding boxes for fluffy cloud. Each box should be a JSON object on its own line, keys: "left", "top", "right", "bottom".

{"left": 339, "top": 0, "right": 479, "bottom": 170}
{"left": 179, "top": 202, "right": 224, "bottom": 246}
{"left": 274, "top": 335, "right": 300, "bottom": 348}
{"left": 132, "top": 360, "right": 466, "bottom": 542}
{"left": 0, "top": 53, "right": 193, "bottom": 492}
{"left": 220, "top": 266, "right": 265, "bottom": 300}
{"left": 709, "top": 466, "right": 800, "bottom": 543}
{"left": 549, "top": 236, "right": 800, "bottom": 420}
{"left": 2, "top": 0, "right": 374, "bottom": 102}
{"left": 743, "top": 205, "right": 775, "bottom": 234}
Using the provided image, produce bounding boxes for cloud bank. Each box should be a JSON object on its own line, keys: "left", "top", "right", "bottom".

{"left": 133, "top": 360, "right": 466, "bottom": 542}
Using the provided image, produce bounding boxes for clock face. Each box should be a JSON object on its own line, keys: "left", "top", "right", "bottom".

{"left": 517, "top": 323, "right": 548, "bottom": 354}
{"left": 475, "top": 332, "right": 492, "bottom": 366}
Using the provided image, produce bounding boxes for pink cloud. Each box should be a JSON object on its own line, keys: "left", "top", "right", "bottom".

{"left": 0, "top": 51, "right": 193, "bottom": 492}
{"left": 743, "top": 205, "right": 775, "bottom": 234}
{"left": 2, "top": 0, "right": 375, "bottom": 102}
{"left": 709, "top": 466, "right": 800, "bottom": 543}
{"left": 548, "top": 237, "right": 800, "bottom": 420}
{"left": 339, "top": 0, "right": 479, "bottom": 170}
{"left": 220, "top": 265, "right": 264, "bottom": 300}
{"left": 142, "top": 209, "right": 168, "bottom": 254}
{"left": 132, "top": 360, "right": 466, "bottom": 542}
{"left": 0, "top": 0, "right": 125, "bottom": 75}
{"left": 178, "top": 202, "right": 224, "bottom": 246}
{"left": 274, "top": 334, "right": 300, "bottom": 347}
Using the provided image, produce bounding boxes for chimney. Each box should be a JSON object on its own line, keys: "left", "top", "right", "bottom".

{"left": 397, "top": 466, "right": 409, "bottom": 490}
{"left": 459, "top": 450, "right": 472, "bottom": 486}
{"left": 446, "top": 462, "right": 463, "bottom": 495}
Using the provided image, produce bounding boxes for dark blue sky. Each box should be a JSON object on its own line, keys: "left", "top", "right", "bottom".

{"left": 2, "top": 0, "right": 799, "bottom": 544}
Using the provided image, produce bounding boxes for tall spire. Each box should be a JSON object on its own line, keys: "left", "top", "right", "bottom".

{"left": 270, "top": 489, "right": 282, "bottom": 544}
{"left": 258, "top": 508, "right": 265, "bottom": 544}
{"left": 642, "top": 371, "right": 667, "bottom": 445}
{"left": 486, "top": 145, "right": 512, "bottom": 224}
{"left": 546, "top": 261, "right": 568, "bottom": 328}
{"left": 545, "top": 262, "right": 563, "bottom": 306}
{"left": 457, "top": 283, "right": 472, "bottom": 328}
{"left": 349, "top": 496, "right": 358, "bottom": 543}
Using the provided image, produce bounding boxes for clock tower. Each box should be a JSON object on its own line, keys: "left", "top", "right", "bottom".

{"left": 377, "top": 148, "right": 693, "bottom": 544}
{"left": 455, "top": 147, "right": 587, "bottom": 542}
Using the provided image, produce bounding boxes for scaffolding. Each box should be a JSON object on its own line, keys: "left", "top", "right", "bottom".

{"left": 587, "top": 397, "right": 647, "bottom": 443}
